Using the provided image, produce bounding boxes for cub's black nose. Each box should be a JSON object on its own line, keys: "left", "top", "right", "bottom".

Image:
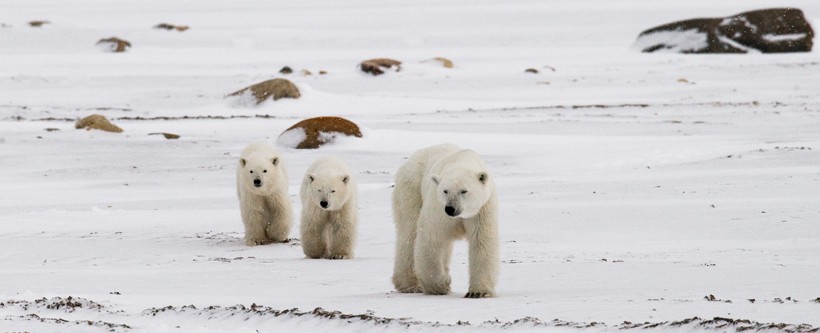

{"left": 320, "top": 200, "right": 329, "bottom": 208}
{"left": 253, "top": 179, "right": 262, "bottom": 187}
{"left": 445, "top": 206, "right": 457, "bottom": 216}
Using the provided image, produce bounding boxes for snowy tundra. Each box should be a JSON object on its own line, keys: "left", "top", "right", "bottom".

{"left": 1, "top": 0, "right": 819, "bottom": 332}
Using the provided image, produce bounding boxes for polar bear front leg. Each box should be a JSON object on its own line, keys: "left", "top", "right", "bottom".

{"left": 327, "top": 205, "right": 357, "bottom": 259}
{"left": 300, "top": 208, "right": 328, "bottom": 259}
{"left": 242, "top": 204, "right": 272, "bottom": 246}
{"left": 265, "top": 195, "right": 292, "bottom": 243}
{"left": 463, "top": 207, "right": 499, "bottom": 298}
{"left": 413, "top": 225, "right": 454, "bottom": 295}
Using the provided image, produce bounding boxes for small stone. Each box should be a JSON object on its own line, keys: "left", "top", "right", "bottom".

{"left": 97, "top": 37, "right": 131, "bottom": 53}
{"left": 360, "top": 58, "right": 401, "bottom": 76}
{"left": 29, "top": 20, "right": 49, "bottom": 27}
{"left": 279, "top": 66, "right": 293, "bottom": 74}
{"left": 75, "top": 114, "right": 123, "bottom": 133}
{"left": 525, "top": 68, "right": 539, "bottom": 74}
{"left": 228, "top": 78, "right": 300, "bottom": 104}
{"left": 148, "top": 132, "right": 180, "bottom": 139}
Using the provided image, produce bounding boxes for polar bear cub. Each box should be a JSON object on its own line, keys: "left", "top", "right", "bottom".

{"left": 300, "top": 156, "right": 358, "bottom": 259}
{"left": 392, "top": 144, "right": 499, "bottom": 298}
{"left": 236, "top": 142, "right": 293, "bottom": 246}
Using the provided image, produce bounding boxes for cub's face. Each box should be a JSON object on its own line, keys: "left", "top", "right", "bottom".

{"left": 432, "top": 170, "right": 490, "bottom": 218}
{"left": 306, "top": 173, "right": 350, "bottom": 211}
{"left": 239, "top": 154, "right": 280, "bottom": 194}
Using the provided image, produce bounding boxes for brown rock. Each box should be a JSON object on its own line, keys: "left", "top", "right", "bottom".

{"left": 228, "top": 78, "right": 300, "bottom": 104}
{"left": 149, "top": 132, "right": 180, "bottom": 139}
{"left": 524, "top": 68, "right": 539, "bottom": 74}
{"left": 97, "top": 37, "right": 131, "bottom": 53}
{"left": 279, "top": 66, "right": 293, "bottom": 74}
{"left": 277, "top": 116, "right": 362, "bottom": 149}
{"left": 75, "top": 114, "right": 123, "bottom": 133}
{"left": 154, "top": 23, "right": 189, "bottom": 32}
{"left": 360, "top": 58, "right": 401, "bottom": 76}
{"left": 423, "top": 57, "right": 454, "bottom": 68}
{"left": 29, "top": 20, "right": 49, "bottom": 27}
{"left": 636, "top": 8, "right": 814, "bottom": 53}
{"left": 319, "top": 70, "right": 328, "bottom": 75}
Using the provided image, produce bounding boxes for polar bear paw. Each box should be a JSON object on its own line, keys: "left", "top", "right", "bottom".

{"left": 464, "top": 291, "right": 494, "bottom": 298}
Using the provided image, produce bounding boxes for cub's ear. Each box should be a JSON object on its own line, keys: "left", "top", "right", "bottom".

{"left": 239, "top": 158, "right": 246, "bottom": 167}
{"left": 307, "top": 173, "right": 315, "bottom": 183}
{"left": 431, "top": 175, "right": 440, "bottom": 185}
{"left": 272, "top": 157, "right": 279, "bottom": 166}
{"left": 342, "top": 175, "right": 350, "bottom": 184}
{"left": 478, "top": 172, "right": 488, "bottom": 184}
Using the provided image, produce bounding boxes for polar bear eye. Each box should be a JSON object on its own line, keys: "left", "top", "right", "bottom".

{"left": 263, "top": 170, "right": 267, "bottom": 173}
{"left": 249, "top": 171, "right": 253, "bottom": 174}
{"left": 443, "top": 190, "right": 448, "bottom": 194}
{"left": 331, "top": 190, "right": 336, "bottom": 193}
{"left": 461, "top": 190, "right": 468, "bottom": 194}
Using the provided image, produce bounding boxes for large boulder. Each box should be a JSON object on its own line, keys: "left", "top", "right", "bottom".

{"left": 635, "top": 8, "right": 813, "bottom": 53}
{"left": 228, "top": 78, "right": 300, "bottom": 105}
{"left": 277, "top": 116, "right": 362, "bottom": 149}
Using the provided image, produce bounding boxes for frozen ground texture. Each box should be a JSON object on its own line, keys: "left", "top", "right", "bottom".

{"left": 1, "top": 0, "right": 820, "bottom": 332}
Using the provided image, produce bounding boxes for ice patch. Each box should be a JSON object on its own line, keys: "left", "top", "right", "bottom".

{"left": 276, "top": 127, "right": 307, "bottom": 148}
{"left": 634, "top": 29, "right": 708, "bottom": 53}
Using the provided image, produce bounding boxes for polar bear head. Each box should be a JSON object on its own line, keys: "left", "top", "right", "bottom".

{"left": 305, "top": 173, "right": 351, "bottom": 211}
{"left": 238, "top": 152, "right": 282, "bottom": 195}
{"left": 431, "top": 169, "right": 492, "bottom": 218}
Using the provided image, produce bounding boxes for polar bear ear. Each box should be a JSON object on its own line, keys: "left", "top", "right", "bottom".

{"left": 431, "top": 175, "right": 440, "bottom": 185}
{"left": 478, "top": 172, "right": 488, "bottom": 184}
{"left": 342, "top": 175, "right": 349, "bottom": 184}
{"left": 308, "top": 173, "right": 315, "bottom": 183}
{"left": 239, "top": 158, "right": 247, "bottom": 167}
{"left": 272, "top": 157, "right": 279, "bottom": 166}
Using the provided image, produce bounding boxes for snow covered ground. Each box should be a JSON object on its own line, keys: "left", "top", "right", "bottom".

{"left": 1, "top": 0, "right": 819, "bottom": 332}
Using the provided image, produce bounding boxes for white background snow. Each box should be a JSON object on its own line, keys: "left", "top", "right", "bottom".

{"left": 1, "top": 0, "right": 819, "bottom": 332}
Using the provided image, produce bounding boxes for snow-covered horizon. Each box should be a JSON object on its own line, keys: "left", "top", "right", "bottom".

{"left": 1, "top": 0, "right": 819, "bottom": 332}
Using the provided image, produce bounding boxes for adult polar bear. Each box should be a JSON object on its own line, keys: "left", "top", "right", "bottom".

{"left": 392, "top": 144, "right": 499, "bottom": 298}
{"left": 236, "top": 142, "right": 293, "bottom": 245}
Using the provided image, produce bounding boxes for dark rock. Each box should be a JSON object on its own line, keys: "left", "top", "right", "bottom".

{"left": 154, "top": 23, "right": 189, "bottom": 32}
{"left": 635, "top": 8, "right": 813, "bottom": 53}
{"left": 360, "top": 58, "right": 401, "bottom": 76}
{"left": 279, "top": 66, "right": 293, "bottom": 74}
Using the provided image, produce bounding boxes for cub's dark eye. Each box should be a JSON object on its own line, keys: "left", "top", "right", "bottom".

{"left": 249, "top": 171, "right": 253, "bottom": 174}
{"left": 263, "top": 170, "right": 267, "bottom": 173}
{"left": 331, "top": 190, "right": 336, "bottom": 193}
{"left": 443, "top": 190, "right": 448, "bottom": 194}
{"left": 461, "top": 190, "right": 468, "bottom": 194}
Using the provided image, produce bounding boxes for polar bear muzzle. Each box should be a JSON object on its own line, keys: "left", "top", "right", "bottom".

{"left": 444, "top": 204, "right": 461, "bottom": 217}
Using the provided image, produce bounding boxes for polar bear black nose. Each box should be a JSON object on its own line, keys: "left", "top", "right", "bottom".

{"left": 445, "top": 206, "right": 457, "bottom": 217}
{"left": 320, "top": 200, "right": 329, "bottom": 209}
{"left": 253, "top": 179, "right": 262, "bottom": 187}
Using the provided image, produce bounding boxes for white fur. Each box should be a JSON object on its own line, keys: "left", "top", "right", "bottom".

{"left": 299, "top": 156, "right": 358, "bottom": 259}
{"left": 392, "top": 144, "right": 499, "bottom": 298}
{"left": 236, "top": 142, "right": 293, "bottom": 246}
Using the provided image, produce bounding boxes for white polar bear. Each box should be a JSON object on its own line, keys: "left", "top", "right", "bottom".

{"left": 236, "top": 142, "right": 293, "bottom": 246}
{"left": 392, "top": 144, "right": 499, "bottom": 298}
{"left": 299, "top": 156, "right": 358, "bottom": 259}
